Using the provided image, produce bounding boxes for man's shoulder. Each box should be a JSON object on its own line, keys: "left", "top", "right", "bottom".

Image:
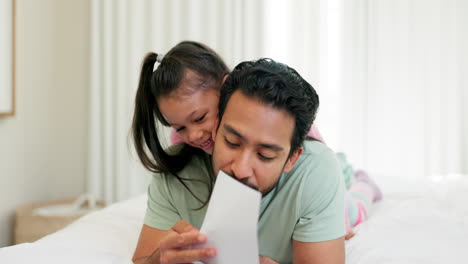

{"left": 300, "top": 139, "right": 336, "bottom": 162}
{"left": 287, "top": 140, "right": 345, "bottom": 220}
{"left": 286, "top": 140, "right": 342, "bottom": 185}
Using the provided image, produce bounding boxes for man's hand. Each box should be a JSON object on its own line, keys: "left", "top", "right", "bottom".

{"left": 158, "top": 220, "right": 216, "bottom": 264}
{"left": 259, "top": 256, "right": 279, "bottom": 264}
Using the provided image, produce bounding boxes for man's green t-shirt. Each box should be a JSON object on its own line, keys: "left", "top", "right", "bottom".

{"left": 144, "top": 140, "right": 345, "bottom": 263}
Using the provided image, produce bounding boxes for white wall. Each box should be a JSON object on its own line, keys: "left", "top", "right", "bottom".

{"left": 0, "top": 0, "right": 89, "bottom": 247}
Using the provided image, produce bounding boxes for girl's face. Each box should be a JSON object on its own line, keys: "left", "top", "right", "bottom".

{"left": 158, "top": 70, "right": 220, "bottom": 154}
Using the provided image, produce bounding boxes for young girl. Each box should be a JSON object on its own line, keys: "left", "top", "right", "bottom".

{"left": 132, "top": 41, "right": 382, "bottom": 239}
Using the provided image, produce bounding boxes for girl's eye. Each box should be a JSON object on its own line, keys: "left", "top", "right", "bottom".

{"left": 224, "top": 137, "right": 239, "bottom": 147}
{"left": 258, "top": 153, "right": 274, "bottom": 161}
{"left": 176, "top": 127, "right": 185, "bottom": 132}
{"left": 195, "top": 113, "right": 206, "bottom": 122}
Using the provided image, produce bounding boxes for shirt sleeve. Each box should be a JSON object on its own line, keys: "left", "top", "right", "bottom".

{"left": 143, "top": 173, "right": 181, "bottom": 230}
{"left": 292, "top": 148, "right": 346, "bottom": 242}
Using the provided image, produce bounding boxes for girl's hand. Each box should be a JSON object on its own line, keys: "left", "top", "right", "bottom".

{"left": 158, "top": 220, "right": 216, "bottom": 264}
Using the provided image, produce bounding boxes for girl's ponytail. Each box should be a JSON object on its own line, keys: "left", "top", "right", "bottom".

{"left": 132, "top": 52, "right": 203, "bottom": 175}
{"left": 132, "top": 52, "right": 167, "bottom": 173}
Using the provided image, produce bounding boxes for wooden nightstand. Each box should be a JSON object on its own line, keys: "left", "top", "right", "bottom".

{"left": 14, "top": 198, "right": 105, "bottom": 244}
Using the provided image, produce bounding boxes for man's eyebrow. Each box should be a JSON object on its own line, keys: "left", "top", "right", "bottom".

{"left": 223, "top": 124, "right": 284, "bottom": 152}
{"left": 259, "top": 143, "right": 284, "bottom": 152}
{"left": 223, "top": 124, "right": 244, "bottom": 139}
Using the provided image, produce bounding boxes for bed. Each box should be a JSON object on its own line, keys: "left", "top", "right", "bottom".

{"left": 1, "top": 175, "right": 467, "bottom": 264}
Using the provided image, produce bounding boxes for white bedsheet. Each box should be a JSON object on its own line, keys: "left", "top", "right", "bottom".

{"left": 1, "top": 175, "right": 467, "bottom": 263}
{"left": 346, "top": 175, "right": 468, "bottom": 263}
{"left": 0, "top": 194, "right": 147, "bottom": 264}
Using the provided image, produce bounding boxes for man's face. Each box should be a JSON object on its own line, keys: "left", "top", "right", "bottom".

{"left": 211, "top": 90, "right": 303, "bottom": 195}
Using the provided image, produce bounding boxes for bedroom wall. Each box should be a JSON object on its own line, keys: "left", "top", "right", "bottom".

{"left": 0, "top": 0, "right": 90, "bottom": 247}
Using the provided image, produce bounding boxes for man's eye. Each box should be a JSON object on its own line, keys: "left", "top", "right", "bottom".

{"left": 224, "top": 137, "right": 239, "bottom": 147}
{"left": 195, "top": 113, "right": 206, "bottom": 122}
{"left": 176, "top": 127, "right": 185, "bottom": 132}
{"left": 258, "top": 153, "right": 274, "bottom": 161}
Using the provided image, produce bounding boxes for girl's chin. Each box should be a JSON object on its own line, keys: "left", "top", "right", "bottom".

{"left": 202, "top": 146, "right": 214, "bottom": 155}
{"left": 187, "top": 143, "right": 213, "bottom": 155}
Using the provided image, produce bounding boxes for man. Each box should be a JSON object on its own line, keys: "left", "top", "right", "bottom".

{"left": 133, "top": 59, "right": 346, "bottom": 264}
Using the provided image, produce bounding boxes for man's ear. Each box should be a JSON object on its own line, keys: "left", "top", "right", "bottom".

{"left": 283, "top": 147, "right": 303, "bottom": 173}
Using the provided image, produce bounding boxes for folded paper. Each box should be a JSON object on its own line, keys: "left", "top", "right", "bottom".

{"left": 194, "top": 171, "right": 261, "bottom": 264}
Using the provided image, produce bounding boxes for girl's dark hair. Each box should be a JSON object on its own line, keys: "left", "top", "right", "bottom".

{"left": 132, "top": 41, "right": 229, "bottom": 206}
{"left": 218, "top": 58, "right": 319, "bottom": 156}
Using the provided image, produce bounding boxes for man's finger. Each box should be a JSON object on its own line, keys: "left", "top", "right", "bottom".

{"left": 161, "top": 248, "right": 216, "bottom": 264}
{"left": 171, "top": 220, "right": 195, "bottom": 234}
{"left": 160, "top": 230, "right": 207, "bottom": 249}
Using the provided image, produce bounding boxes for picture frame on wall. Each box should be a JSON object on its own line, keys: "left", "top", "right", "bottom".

{"left": 0, "top": 0, "right": 16, "bottom": 117}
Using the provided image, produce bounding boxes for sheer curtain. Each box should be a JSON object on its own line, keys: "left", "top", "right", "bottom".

{"left": 89, "top": 0, "right": 467, "bottom": 203}
{"left": 339, "top": 0, "right": 468, "bottom": 180}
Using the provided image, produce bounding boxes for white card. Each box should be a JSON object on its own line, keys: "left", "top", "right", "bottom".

{"left": 194, "top": 170, "right": 261, "bottom": 264}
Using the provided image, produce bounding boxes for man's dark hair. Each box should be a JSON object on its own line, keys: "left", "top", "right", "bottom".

{"left": 218, "top": 58, "right": 319, "bottom": 155}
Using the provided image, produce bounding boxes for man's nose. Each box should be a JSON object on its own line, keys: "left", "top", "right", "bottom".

{"left": 231, "top": 150, "right": 254, "bottom": 180}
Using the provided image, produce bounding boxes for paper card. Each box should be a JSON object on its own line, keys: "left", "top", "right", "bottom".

{"left": 194, "top": 170, "right": 261, "bottom": 264}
